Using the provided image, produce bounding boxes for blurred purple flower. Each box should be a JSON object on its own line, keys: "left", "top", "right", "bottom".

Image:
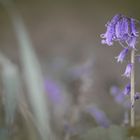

{"left": 115, "top": 92, "right": 126, "bottom": 104}
{"left": 110, "top": 85, "right": 120, "bottom": 96}
{"left": 44, "top": 79, "right": 62, "bottom": 103}
{"left": 123, "top": 63, "right": 133, "bottom": 78}
{"left": 134, "top": 92, "right": 140, "bottom": 100}
{"left": 101, "top": 14, "right": 139, "bottom": 48}
{"left": 114, "top": 92, "right": 131, "bottom": 109}
{"left": 110, "top": 85, "right": 131, "bottom": 109}
{"left": 86, "top": 106, "right": 110, "bottom": 128}
{"left": 123, "top": 83, "right": 131, "bottom": 95}
{"left": 110, "top": 85, "right": 125, "bottom": 104}
{"left": 116, "top": 48, "right": 129, "bottom": 63}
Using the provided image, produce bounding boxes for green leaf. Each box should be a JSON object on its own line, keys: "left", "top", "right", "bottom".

{"left": 2, "top": 67, "right": 16, "bottom": 125}
{"left": 1, "top": 58, "right": 20, "bottom": 126}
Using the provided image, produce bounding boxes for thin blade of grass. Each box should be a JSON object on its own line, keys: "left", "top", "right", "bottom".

{"left": 0, "top": 1, "right": 52, "bottom": 140}
{"left": 0, "top": 53, "right": 19, "bottom": 128}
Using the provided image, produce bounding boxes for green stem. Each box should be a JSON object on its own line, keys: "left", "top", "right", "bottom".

{"left": 131, "top": 49, "right": 135, "bottom": 127}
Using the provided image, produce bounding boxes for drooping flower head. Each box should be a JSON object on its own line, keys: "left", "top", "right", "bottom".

{"left": 101, "top": 14, "right": 139, "bottom": 48}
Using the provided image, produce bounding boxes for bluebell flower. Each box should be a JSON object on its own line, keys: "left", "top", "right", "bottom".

{"left": 116, "top": 48, "right": 129, "bottom": 63}
{"left": 123, "top": 83, "right": 131, "bottom": 95}
{"left": 101, "top": 14, "right": 139, "bottom": 48}
{"left": 123, "top": 63, "right": 133, "bottom": 78}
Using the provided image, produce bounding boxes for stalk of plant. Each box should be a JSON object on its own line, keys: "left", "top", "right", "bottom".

{"left": 101, "top": 14, "right": 139, "bottom": 130}
{"left": 131, "top": 49, "right": 135, "bottom": 127}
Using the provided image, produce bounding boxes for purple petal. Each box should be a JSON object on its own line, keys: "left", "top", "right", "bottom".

{"left": 101, "top": 14, "right": 121, "bottom": 46}
{"left": 108, "top": 14, "right": 121, "bottom": 25}
{"left": 116, "top": 48, "right": 129, "bottom": 63}
{"left": 44, "top": 79, "right": 62, "bottom": 103}
{"left": 123, "top": 83, "right": 131, "bottom": 95}
{"left": 123, "top": 63, "right": 133, "bottom": 78}
{"left": 101, "top": 25, "right": 115, "bottom": 46}
{"left": 127, "top": 36, "right": 137, "bottom": 49}
{"left": 137, "top": 56, "right": 140, "bottom": 63}
{"left": 115, "top": 19, "right": 122, "bottom": 39}
{"left": 115, "top": 17, "right": 129, "bottom": 40}
{"left": 130, "top": 18, "right": 138, "bottom": 37}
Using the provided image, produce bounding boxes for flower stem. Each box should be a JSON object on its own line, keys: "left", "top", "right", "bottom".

{"left": 131, "top": 49, "right": 135, "bottom": 127}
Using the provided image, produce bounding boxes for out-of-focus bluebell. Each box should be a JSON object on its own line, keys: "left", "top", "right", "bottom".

{"left": 44, "top": 77, "right": 73, "bottom": 135}
{"left": 45, "top": 79, "right": 62, "bottom": 103}
{"left": 44, "top": 77, "right": 72, "bottom": 114}
{"left": 86, "top": 106, "right": 110, "bottom": 128}
{"left": 110, "top": 85, "right": 121, "bottom": 96}
{"left": 134, "top": 92, "right": 140, "bottom": 100}
{"left": 114, "top": 92, "right": 126, "bottom": 105}
{"left": 110, "top": 85, "right": 131, "bottom": 109}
